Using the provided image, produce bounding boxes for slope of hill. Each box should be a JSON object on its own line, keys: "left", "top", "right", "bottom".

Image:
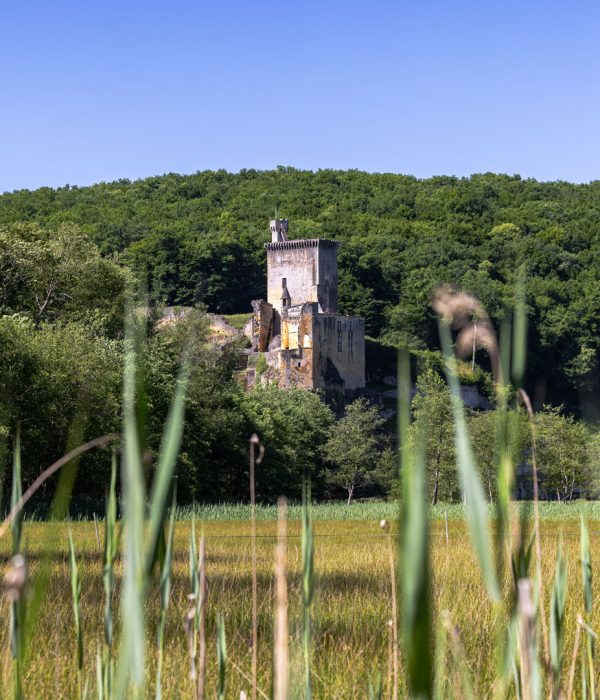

{"left": 2, "top": 168, "right": 600, "bottom": 409}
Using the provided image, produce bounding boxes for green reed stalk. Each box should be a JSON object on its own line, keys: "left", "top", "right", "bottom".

{"left": 580, "top": 514, "right": 595, "bottom": 700}
{"left": 96, "top": 646, "right": 104, "bottom": 700}
{"left": 99, "top": 450, "right": 118, "bottom": 700}
{"left": 273, "top": 497, "right": 288, "bottom": 700}
{"left": 398, "top": 349, "right": 433, "bottom": 699}
{"left": 115, "top": 302, "right": 190, "bottom": 697}
{"left": 68, "top": 530, "right": 84, "bottom": 699}
{"left": 115, "top": 308, "right": 147, "bottom": 697}
{"left": 216, "top": 613, "right": 227, "bottom": 700}
{"left": 549, "top": 540, "right": 567, "bottom": 699}
{"left": 301, "top": 483, "right": 314, "bottom": 700}
{"left": 517, "top": 578, "right": 542, "bottom": 700}
{"left": 11, "top": 426, "right": 22, "bottom": 555}
{"left": 103, "top": 450, "right": 118, "bottom": 651}
{"left": 438, "top": 320, "right": 499, "bottom": 602}
{"left": 186, "top": 519, "right": 200, "bottom": 682}
{"left": 197, "top": 534, "right": 207, "bottom": 700}
{"left": 10, "top": 427, "right": 24, "bottom": 700}
{"left": 155, "top": 491, "right": 176, "bottom": 700}
{"left": 368, "top": 672, "right": 383, "bottom": 700}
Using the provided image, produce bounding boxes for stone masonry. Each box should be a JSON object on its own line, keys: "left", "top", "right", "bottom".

{"left": 246, "top": 219, "right": 365, "bottom": 394}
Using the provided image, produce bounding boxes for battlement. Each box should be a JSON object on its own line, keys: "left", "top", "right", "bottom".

{"left": 265, "top": 239, "right": 339, "bottom": 251}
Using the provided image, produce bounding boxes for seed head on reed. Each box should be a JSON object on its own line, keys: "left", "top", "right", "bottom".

{"left": 432, "top": 285, "right": 500, "bottom": 383}
{"left": 3, "top": 554, "right": 26, "bottom": 603}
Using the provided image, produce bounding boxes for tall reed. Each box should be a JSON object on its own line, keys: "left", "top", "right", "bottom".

{"left": 155, "top": 492, "right": 176, "bottom": 700}
{"left": 580, "top": 514, "right": 595, "bottom": 700}
{"left": 249, "top": 433, "right": 263, "bottom": 700}
{"left": 216, "top": 613, "right": 227, "bottom": 700}
{"left": 68, "top": 530, "right": 84, "bottom": 699}
{"left": 398, "top": 348, "right": 432, "bottom": 698}
{"left": 9, "top": 427, "right": 24, "bottom": 700}
{"left": 273, "top": 497, "right": 288, "bottom": 700}
{"left": 301, "top": 483, "right": 314, "bottom": 700}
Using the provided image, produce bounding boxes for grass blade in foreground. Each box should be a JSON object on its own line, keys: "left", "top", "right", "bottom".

{"left": 9, "top": 429, "right": 25, "bottom": 700}
{"left": 216, "top": 613, "right": 227, "bottom": 700}
{"left": 115, "top": 307, "right": 147, "bottom": 697}
{"left": 302, "top": 483, "right": 314, "bottom": 700}
{"left": 68, "top": 530, "right": 84, "bottom": 699}
{"left": 11, "top": 426, "right": 22, "bottom": 555}
{"left": 273, "top": 497, "right": 288, "bottom": 700}
{"left": 103, "top": 450, "right": 118, "bottom": 651}
{"left": 580, "top": 514, "right": 596, "bottom": 700}
{"left": 146, "top": 357, "right": 189, "bottom": 574}
{"left": 549, "top": 541, "right": 567, "bottom": 698}
{"left": 398, "top": 349, "right": 433, "bottom": 699}
{"left": 437, "top": 318, "right": 499, "bottom": 601}
{"left": 155, "top": 490, "right": 176, "bottom": 700}
{"left": 517, "top": 579, "right": 542, "bottom": 700}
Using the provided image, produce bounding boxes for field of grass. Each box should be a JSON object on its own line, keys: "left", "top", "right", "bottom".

{"left": 2, "top": 512, "right": 598, "bottom": 698}
{"left": 21, "top": 500, "right": 600, "bottom": 523}
{"left": 173, "top": 499, "right": 600, "bottom": 522}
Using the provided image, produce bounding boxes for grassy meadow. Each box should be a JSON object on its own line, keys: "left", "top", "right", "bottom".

{"left": 1, "top": 508, "right": 598, "bottom": 698}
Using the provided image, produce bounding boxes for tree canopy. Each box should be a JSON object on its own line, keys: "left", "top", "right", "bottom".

{"left": 1, "top": 168, "right": 599, "bottom": 408}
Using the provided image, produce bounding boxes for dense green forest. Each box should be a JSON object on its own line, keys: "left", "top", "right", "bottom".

{"left": 1, "top": 168, "right": 600, "bottom": 508}
{"left": 2, "top": 168, "right": 599, "bottom": 410}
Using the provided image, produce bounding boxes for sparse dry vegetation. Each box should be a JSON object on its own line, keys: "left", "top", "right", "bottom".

{"left": 0, "top": 517, "right": 597, "bottom": 697}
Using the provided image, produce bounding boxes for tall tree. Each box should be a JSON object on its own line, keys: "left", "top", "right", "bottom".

{"left": 410, "top": 370, "right": 457, "bottom": 505}
{"left": 323, "top": 398, "right": 385, "bottom": 505}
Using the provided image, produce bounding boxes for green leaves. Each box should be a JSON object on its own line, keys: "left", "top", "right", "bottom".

{"left": 322, "top": 397, "right": 386, "bottom": 504}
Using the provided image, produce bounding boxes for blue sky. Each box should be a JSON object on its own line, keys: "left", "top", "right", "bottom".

{"left": 1, "top": 0, "right": 599, "bottom": 191}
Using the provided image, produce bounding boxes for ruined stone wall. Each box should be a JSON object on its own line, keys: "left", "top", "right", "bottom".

{"left": 265, "top": 240, "right": 339, "bottom": 314}
{"left": 278, "top": 304, "right": 315, "bottom": 389}
{"left": 316, "top": 244, "right": 338, "bottom": 314}
{"left": 313, "top": 312, "right": 365, "bottom": 391}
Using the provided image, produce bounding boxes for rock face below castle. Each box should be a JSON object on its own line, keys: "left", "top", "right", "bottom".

{"left": 245, "top": 220, "right": 365, "bottom": 394}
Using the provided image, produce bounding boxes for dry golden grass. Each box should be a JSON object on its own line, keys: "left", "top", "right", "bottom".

{"left": 0, "top": 518, "right": 597, "bottom": 698}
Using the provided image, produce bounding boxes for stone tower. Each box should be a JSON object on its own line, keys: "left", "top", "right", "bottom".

{"left": 246, "top": 219, "right": 365, "bottom": 394}
{"left": 266, "top": 219, "right": 339, "bottom": 314}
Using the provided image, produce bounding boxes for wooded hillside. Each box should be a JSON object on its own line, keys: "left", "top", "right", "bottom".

{"left": 2, "top": 168, "right": 599, "bottom": 409}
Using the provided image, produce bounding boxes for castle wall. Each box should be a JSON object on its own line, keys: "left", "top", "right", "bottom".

{"left": 276, "top": 303, "right": 365, "bottom": 392}
{"left": 313, "top": 312, "right": 365, "bottom": 391}
{"left": 266, "top": 240, "right": 339, "bottom": 314}
{"left": 254, "top": 223, "right": 364, "bottom": 395}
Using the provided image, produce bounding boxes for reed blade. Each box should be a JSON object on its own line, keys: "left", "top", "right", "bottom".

{"left": 398, "top": 349, "right": 433, "bottom": 699}
{"left": 438, "top": 320, "right": 500, "bottom": 601}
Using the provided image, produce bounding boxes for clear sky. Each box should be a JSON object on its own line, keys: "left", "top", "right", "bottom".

{"left": 1, "top": 0, "right": 599, "bottom": 192}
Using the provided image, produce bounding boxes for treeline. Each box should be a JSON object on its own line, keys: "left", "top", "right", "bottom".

{"left": 2, "top": 169, "right": 600, "bottom": 507}
{"left": 0, "top": 222, "right": 391, "bottom": 507}
{"left": 1, "top": 169, "right": 600, "bottom": 409}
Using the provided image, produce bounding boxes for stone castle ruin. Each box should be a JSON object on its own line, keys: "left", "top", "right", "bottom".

{"left": 245, "top": 219, "right": 365, "bottom": 394}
